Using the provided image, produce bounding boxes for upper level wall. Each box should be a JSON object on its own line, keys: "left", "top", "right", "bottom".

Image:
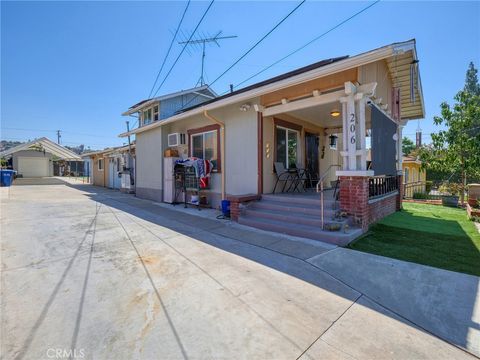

{"left": 358, "top": 60, "right": 393, "bottom": 111}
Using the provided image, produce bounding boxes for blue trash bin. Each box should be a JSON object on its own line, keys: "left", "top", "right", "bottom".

{"left": 0, "top": 170, "right": 15, "bottom": 187}
{"left": 221, "top": 200, "right": 231, "bottom": 217}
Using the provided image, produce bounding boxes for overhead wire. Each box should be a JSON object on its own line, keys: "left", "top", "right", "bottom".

{"left": 148, "top": 0, "right": 191, "bottom": 98}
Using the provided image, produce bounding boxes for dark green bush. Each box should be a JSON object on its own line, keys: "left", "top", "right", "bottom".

{"left": 413, "top": 192, "right": 429, "bottom": 199}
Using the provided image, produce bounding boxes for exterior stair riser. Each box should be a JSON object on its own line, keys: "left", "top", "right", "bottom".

{"left": 261, "top": 194, "right": 338, "bottom": 207}
{"left": 244, "top": 209, "right": 350, "bottom": 228}
{"left": 251, "top": 201, "right": 337, "bottom": 217}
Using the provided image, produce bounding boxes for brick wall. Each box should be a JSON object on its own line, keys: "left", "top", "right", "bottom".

{"left": 339, "top": 175, "right": 400, "bottom": 230}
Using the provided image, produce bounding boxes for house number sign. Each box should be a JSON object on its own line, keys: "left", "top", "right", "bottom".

{"left": 349, "top": 113, "right": 356, "bottom": 144}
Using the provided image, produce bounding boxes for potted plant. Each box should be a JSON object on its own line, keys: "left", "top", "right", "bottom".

{"left": 439, "top": 182, "right": 461, "bottom": 207}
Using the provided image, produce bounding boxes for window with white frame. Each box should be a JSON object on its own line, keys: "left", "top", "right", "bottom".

{"left": 98, "top": 158, "right": 104, "bottom": 171}
{"left": 142, "top": 108, "right": 152, "bottom": 126}
{"left": 275, "top": 126, "right": 298, "bottom": 169}
{"left": 153, "top": 105, "right": 159, "bottom": 122}
{"left": 190, "top": 130, "right": 218, "bottom": 170}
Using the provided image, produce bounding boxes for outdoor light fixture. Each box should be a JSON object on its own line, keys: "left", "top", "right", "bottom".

{"left": 239, "top": 103, "right": 251, "bottom": 112}
{"left": 330, "top": 109, "right": 340, "bottom": 117}
{"left": 329, "top": 134, "right": 338, "bottom": 148}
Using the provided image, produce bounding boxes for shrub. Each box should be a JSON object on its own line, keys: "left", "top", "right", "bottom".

{"left": 413, "top": 192, "right": 429, "bottom": 199}
{"left": 438, "top": 182, "right": 463, "bottom": 196}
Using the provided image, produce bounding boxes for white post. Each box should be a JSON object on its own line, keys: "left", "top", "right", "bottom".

{"left": 341, "top": 100, "right": 348, "bottom": 170}
{"left": 346, "top": 94, "right": 356, "bottom": 171}
{"left": 356, "top": 94, "right": 367, "bottom": 171}
{"left": 397, "top": 124, "right": 404, "bottom": 173}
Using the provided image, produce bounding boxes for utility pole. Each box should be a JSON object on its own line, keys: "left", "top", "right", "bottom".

{"left": 56, "top": 130, "right": 61, "bottom": 144}
{"left": 126, "top": 120, "right": 134, "bottom": 187}
{"left": 178, "top": 31, "right": 237, "bottom": 86}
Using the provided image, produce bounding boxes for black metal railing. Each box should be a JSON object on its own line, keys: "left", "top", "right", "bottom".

{"left": 369, "top": 175, "right": 399, "bottom": 198}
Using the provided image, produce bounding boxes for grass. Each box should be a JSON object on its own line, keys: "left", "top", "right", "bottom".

{"left": 349, "top": 202, "right": 480, "bottom": 276}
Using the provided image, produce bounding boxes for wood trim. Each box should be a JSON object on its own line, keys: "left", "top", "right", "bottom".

{"left": 187, "top": 124, "right": 222, "bottom": 172}
{"left": 273, "top": 117, "right": 302, "bottom": 132}
{"left": 257, "top": 112, "right": 263, "bottom": 195}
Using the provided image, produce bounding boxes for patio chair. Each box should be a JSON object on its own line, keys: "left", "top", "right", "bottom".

{"left": 273, "top": 162, "right": 297, "bottom": 193}
{"left": 289, "top": 163, "right": 309, "bottom": 192}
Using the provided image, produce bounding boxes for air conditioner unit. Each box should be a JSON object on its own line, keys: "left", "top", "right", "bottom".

{"left": 167, "top": 133, "right": 186, "bottom": 147}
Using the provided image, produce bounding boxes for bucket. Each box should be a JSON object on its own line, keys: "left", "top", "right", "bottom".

{"left": 221, "top": 200, "right": 231, "bottom": 217}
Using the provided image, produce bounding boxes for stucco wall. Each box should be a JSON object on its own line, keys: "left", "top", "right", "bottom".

{"left": 161, "top": 103, "right": 259, "bottom": 207}
{"left": 135, "top": 127, "right": 163, "bottom": 202}
{"left": 12, "top": 150, "right": 54, "bottom": 176}
{"left": 262, "top": 114, "right": 343, "bottom": 193}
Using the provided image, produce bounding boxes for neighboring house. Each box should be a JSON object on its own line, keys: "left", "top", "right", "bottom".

{"left": 0, "top": 137, "right": 81, "bottom": 177}
{"left": 83, "top": 143, "right": 135, "bottom": 191}
{"left": 402, "top": 155, "right": 426, "bottom": 198}
{"left": 119, "top": 39, "right": 425, "bottom": 244}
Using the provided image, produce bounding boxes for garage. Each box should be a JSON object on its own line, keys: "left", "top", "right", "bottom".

{"left": 17, "top": 157, "right": 50, "bottom": 177}
{"left": 0, "top": 137, "right": 81, "bottom": 178}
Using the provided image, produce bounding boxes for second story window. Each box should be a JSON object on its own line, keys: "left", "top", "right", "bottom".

{"left": 143, "top": 108, "right": 152, "bottom": 126}
{"left": 153, "top": 105, "right": 159, "bottom": 121}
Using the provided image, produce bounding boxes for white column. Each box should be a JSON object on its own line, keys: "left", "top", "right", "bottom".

{"left": 397, "top": 124, "right": 404, "bottom": 173}
{"left": 340, "top": 99, "right": 348, "bottom": 170}
{"left": 356, "top": 94, "right": 367, "bottom": 171}
{"left": 346, "top": 94, "right": 356, "bottom": 171}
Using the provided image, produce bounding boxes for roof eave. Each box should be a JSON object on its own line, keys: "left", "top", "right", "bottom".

{"left": 119, "top": 40, "right": 420, "bottom": 138}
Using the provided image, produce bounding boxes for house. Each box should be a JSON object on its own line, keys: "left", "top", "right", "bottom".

{"left": 402, "top": 155, "right": 426, "bottom": 198}
{"left": 82, "top": 143, "right": 135, "bottom": 191}
{"left": 0, "top": 137, "right": 81, "bottom": 177}
{"left": 119, "top": 39, "right": 425, "bottom": 244}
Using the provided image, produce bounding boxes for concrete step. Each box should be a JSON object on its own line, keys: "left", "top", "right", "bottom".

{"left": 238, "top": 215, "right": 363, "bottom": 247}
{"left": 244, "top": 208, "right": 349, "bottom": 228}
{"left": 251, "top": 200, "right": 338, "bottom": 217}
{"left": 261, "top": 193, "right": 338, "bottom": 207}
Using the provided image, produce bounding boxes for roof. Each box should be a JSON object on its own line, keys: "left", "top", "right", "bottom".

{"left": 180, "top": 56, "right": 349, "bottom": 113}
{"left": 120, "top": 39, "right": 425, "bottom": 138}
{"left": 402, "top": 156, "right": 422, "bottom": 164}
{"left": 123, "top": 85, "right": 217, "bottom": 116}
{"left": 81, "top": 143, "right": 135, "bottom": 158}
{"left": 0, "top": 137, "right": 81, "bottom": 160}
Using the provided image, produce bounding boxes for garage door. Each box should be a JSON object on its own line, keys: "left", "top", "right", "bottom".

{"left": 18, "top": 157, "right": 49, "bottom": 177}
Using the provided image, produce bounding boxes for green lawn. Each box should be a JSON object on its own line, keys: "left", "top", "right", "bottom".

{"left": 349, "top": 202, "right": 480, "bottom": 276}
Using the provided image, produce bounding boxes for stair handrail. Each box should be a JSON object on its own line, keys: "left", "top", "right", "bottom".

{"left": 316, "top": 164, "right": 341, "bottom": 230}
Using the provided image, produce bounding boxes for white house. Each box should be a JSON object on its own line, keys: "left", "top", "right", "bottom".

{"left": 119, "top": 40, "right": 425, "bottom": 244}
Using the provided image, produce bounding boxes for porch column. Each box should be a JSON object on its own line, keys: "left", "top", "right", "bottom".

{"left": 340, "top": 82, "right": 369, "bottom": 172}
{"left": 396, "top": 123, "right": 404, "bottom": 173}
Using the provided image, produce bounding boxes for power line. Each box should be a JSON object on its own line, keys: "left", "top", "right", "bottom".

{"left": 233, "top": 0, "right": 380, "bottom": 90}
{"left": 178, "top": 0, "right": 306, "bottom": 111}
{"left": 148, "top": 0, "right": 191, "bottom": 98}
{"left": 1, "top": 127, "right": 119, "bottom": 139}
{"left": 151, "top": 0, "right": 215, "bottom": 98}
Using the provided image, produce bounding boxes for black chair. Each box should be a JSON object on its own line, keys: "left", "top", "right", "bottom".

{"left": 273, "top": 162, "right": 297, "bottom": 193}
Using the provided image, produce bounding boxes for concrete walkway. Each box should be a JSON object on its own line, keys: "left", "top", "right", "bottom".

{"left": 1, "top": 179, "right": 477, "bottom": 359}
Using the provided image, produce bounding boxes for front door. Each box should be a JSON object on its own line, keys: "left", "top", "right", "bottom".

{"left": 305, "top": 132, "right": 319, "bottom": 188}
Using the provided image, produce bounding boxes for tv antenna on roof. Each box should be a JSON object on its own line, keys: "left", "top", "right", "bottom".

{"left": 178, "top": 30, "right": 237, "bottom": 86}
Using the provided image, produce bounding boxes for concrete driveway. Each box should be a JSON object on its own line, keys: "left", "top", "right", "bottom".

{"left": 1, "top": 179, "right": 477, "bottom": 359}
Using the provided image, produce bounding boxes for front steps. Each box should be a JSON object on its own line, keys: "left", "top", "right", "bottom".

{"left": 237, "top": 191, "right": 363, "bottom": 247}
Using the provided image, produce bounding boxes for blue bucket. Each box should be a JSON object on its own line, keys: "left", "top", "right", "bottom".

{"left": 221, "top": 200, "right": 231, "bottom": 217}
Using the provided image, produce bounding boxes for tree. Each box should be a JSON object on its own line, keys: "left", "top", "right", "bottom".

{"left": 402, "top": 137, "right": 415, "bottom": 156}
{"left": 465, "top": 62, "right": 480, "bottom": 95}
{"left": 421, "top": 62, "right": 480, "bottom": 204}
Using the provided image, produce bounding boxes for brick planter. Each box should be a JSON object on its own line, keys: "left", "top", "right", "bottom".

{"left": 467, "top": 203, "right": 480, "bottom": 220}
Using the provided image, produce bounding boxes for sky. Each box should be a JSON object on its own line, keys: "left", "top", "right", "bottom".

{"left": 1, "top": 1, "right": 479, "bottom": 150}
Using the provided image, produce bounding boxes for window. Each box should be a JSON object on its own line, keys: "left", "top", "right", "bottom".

{"left": 404, "top": 168, "right": 409, "bottom": 183}
{"left": 188, "top": 124, "right": 220, "bottom": 171}
{"left": 142, "top": 108, "right": 152, "bottom": 126}
{"left": 153, "top": 105, "right": 159, "bottom": 122}
{"left": 276, "top": 126, "right": 298, "bottom": 169}
{"left": 98, "top": 158, "right": 104, "bottom": 171}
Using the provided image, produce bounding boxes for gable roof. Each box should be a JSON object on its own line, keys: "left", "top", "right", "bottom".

{"left": 0, "top": 137, "right": 81, "bottom": 160}
{"left": 123, "top": 85, "right": 217, "bottom": 116}
{"left": 119, "top": 39, "right": 425, "bottom": 138}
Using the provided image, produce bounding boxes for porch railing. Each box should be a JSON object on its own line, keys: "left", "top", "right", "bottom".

{"left": 316, "top": 164, "right": 341, "bottom": 230}
{"left": 368, "top": 175, "right": 399, "bottom": 199}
